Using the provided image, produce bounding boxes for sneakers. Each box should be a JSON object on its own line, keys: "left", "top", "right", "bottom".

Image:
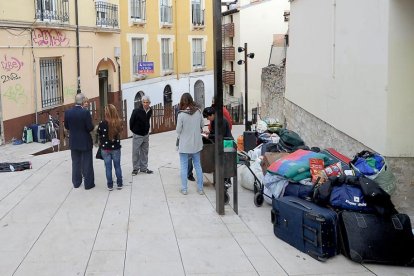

{"left": 107, "top": 187, "right": 113, "bottom": 191}
{"left": 132, "top": 169, "right": 139, "bottom": 176}
{"left": 187, "top": 175, "right": 196, "bottom": 181}
{"left": 198, "top": 190, "right": 204, "bottom": 195}
{"left": 141, "top": 169, "right": 153, "bottom": 174}
{"left": 179, "top": 189, "right": 188, "bottom": 195}
{"left": 117, "top": 185, "right": 123, "bottom": 190}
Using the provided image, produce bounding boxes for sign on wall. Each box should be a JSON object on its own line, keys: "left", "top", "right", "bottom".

{"left": 138, "top": 61, "right": 154, "bottom": 74}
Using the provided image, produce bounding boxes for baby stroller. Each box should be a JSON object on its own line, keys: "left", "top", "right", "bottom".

{"left": 237, "top": 151, "right": 271, "bottom": 207}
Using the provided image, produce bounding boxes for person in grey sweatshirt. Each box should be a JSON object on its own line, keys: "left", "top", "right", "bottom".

{"left": 176, "top": 93, "right": 204, "bottom": 195}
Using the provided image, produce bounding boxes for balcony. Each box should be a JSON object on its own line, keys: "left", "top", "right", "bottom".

{"left": 95, "top": 1, "right": 119, "bottom": 28}
{"left": 222, "top": 23, "right": 234, "bottom": 38}
{"left": 162, "top": 53, "right": 174, "bottom": 74}
{"left": 35, "top": 0, "right": 69, "bottom": 23}
{"left": 223, "top": 70, "right": 235, "bottom": 85}
{"left": 160, "top": 5, "right": 173, "bottom": 26}
{"left": 223, "top": 46, "right": 235, "bottom": 61}
{"left": 192, "top": 4, "right": 205, "bottom": 27}
{"left": 131, "top": 0, "right": 146, "bottom": 25}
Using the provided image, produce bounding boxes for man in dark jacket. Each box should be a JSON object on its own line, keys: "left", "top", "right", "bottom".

{"left": 64, "top": 93, "right": 95, "bottom": 190}
{"left": 129, "top": 95, "right": 153, "bottom": 175}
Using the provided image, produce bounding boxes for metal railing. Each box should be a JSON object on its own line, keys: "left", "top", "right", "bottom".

{"left": 35, "top": 0, "right": 69, "bottom": 23}
{"left": 131, "top": 0, "right": 146, "bottom": 21}
{"left": 40, "top": 58, "right": 63, "bottom": 108}
{"left": 132, "top": 54, "right": 147, "bottom": 75}
{"left": 193, "top": 51, "right": 205, "bottom": 68}
{"left": 160, "top": 5, "right": 173, "bottom": 24}
{"left": 162, "top": 53, "right": 174, "bottom": 71}
{"left": 95, "top": 1, "right": 119, "bottom": 28}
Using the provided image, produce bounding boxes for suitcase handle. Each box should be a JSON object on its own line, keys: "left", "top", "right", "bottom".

{"left": 288, "top": 199, "right": 312, "bottom": 210}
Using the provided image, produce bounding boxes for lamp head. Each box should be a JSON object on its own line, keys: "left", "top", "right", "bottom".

{"left": 247, "top": 53, "right": 255, "bottom": 59}
{"left": 237, "top": 60, "right": 244, "bottom": 65}
{"left": 238, "top": 47, "right": 245, "bottom": 53}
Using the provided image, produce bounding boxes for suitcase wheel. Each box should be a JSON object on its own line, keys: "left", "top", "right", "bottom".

{"left": 254, "top": 192, "right": 264, "bottom": 207}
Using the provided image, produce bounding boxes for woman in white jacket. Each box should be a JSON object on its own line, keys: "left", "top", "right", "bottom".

{"left": 176, "top": 93, "right": 204, "bottom": 195}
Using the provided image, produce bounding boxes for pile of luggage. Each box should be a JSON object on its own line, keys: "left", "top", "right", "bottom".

{"left": 237, "top": 124, "right": 414, "bottom": 266}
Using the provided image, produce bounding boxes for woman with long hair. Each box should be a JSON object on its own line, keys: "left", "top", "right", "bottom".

{"left": 97, "top": 104, "right": 123, "bottom": 190}
{"left": 176, "top": 93, "right": 204, "bottom": 195}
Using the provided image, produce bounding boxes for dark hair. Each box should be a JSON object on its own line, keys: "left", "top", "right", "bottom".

{"left": 202, "top": 107, "right": 215, "bottom": 118}
{"left": 179, "top": 93, "right": 197, "bottom": 110}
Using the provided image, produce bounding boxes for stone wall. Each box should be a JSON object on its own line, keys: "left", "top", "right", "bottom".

{"left": 260, "top": 65, "right": 286, "bottom": 123}
{"left": 261, "top": 65, "right": 414, "bottom": 220}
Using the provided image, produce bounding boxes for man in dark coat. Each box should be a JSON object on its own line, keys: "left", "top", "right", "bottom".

{"left": 64, "top": 93, "right": 95, "bottom": 189}
{"left": 129, "top": 95, "right": 153, "bottom": 175}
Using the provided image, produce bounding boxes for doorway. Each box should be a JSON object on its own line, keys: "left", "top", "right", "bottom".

{"left": 194, "top": 80, "right": 205, "bottom": 109}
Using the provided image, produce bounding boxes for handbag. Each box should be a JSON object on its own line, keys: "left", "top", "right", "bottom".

{"left": 96, "top": 146, "right": 103, "bottom": 160}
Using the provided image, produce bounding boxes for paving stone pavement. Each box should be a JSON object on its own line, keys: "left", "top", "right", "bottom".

{"left": 0, "top": 125, "right": 412, "bottom": 275}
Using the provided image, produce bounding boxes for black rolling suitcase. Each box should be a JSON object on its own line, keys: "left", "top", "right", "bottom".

{"left": 271, "top": 196, "right": 338, "bottom": 261}
{"left": 338, "top": 211, "right": 414, "bottom": 266}
{"left": 243, "top": 131, "right": 257, "bottom": 152}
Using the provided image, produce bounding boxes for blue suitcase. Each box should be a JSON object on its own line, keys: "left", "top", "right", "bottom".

{"left": 30, "top": 124, "right": 47, "bottom": 143}
{"left": 271, "top": 196, "right": 338, "bottom": 261}
{"left": 283, "top": 182, "right": 314, "bottom": 200}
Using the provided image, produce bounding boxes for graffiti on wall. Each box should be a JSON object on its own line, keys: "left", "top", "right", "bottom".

{"left": 3, "top": 84, "right": 28, "bottom": 106}
{"left": 1, "top": 73, "right": 21, "bottom": 83}
{"left": 32, "top": 29, "right": 70, "bottom": 47}
{"left": 1, "top": 55, "right": 24, "bottom": 72}
{"left": 64, "top": 86, "right": 77, "bottom": 98}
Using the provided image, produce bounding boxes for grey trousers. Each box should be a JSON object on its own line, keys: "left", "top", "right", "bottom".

{"left": 132, "top": 133, "right": 149, "bottom": 171}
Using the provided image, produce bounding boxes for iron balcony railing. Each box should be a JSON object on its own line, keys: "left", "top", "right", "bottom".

{"left": 35, "top": 0, "right": 69, "bottom": 23}
{"left": 162, "top": 53, "right": 174, "bottom": 71}
{"left": 191, "top": 4, "right": 205, "bottom": 26}
{"left": 95, "top": 1, "right": 119, "bottom": 28}
{"left": 133, "top": 54, "right": 148, "bottom": 75}
{"left": 193, "top": 51, "right": 205, "bottom": 68}
{"left": 160, "top": 5, "right": 173, "bottom": 24}
{"left": 131, "top": 0, "right": 146, "bottom": 21}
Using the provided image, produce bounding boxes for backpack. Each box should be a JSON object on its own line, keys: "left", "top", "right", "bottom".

{"left": 350, "top": 150, "right": 396, "bottom": 195}
{"left": 22, "top": 126, "right": 33, "bottom": 143}
{"left": 275, "top": 128, "right": 305, "bottom": 152}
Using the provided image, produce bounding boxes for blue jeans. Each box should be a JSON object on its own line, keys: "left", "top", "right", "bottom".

{"left": 179, "top": 151, "right": 203, "bottom": 192}
{"left": 101, "top": 149, "right": 123, "bottom": 188}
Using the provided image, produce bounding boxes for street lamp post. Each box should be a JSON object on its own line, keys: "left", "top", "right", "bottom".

{"left": 238, "top": 43, "right": 254, "bottom": 131}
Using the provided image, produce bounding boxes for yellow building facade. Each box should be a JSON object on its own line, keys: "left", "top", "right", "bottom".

{"left": 0, "top": 0, "right": 121, "bottom": 143}
{"left": 119, "top": 0, "right": 214, "bottom": 131}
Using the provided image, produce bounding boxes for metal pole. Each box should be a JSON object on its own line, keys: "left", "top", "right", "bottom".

{"left": 75, "top": 0, "right": 81, "bottom": 93}
{"left": 213, "top": 0, "right": 224, "bottom": 215}
{"left": 244, "top": 42, "right": 248, "bottom": 131}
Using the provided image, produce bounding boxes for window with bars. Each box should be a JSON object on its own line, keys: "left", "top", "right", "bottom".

{"left": 131, "top": 0, "right": 146, "bottom": 20}
{"left": 95, "top": 1, "right": 119, "bottom": 28}
{"left": 40, "top": 58, "right": 63, "bottom": 108}
{"left": 35, "top": 0, "right": 69, "bottom": 22}
{"left": 132, "top": 38, "right": 146, "bottom": 75}
{"left": 192, "top": 38, "right": 205, "bottom": 68}
{"left": 161, "top": 38, "right": 173, "bottom": 71}
{"left": 191, "top": 0, "right": 204, "bottom": 26}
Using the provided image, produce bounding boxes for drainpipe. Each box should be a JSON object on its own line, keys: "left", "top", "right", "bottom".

{"left": 115, "top": 57, "right": 121, "bottom": 101}
{"left": 75, "top": 0, "right": 81, "bottom": 93}
{"left": 30, "top": 30, "right": 38, "bottom": 124}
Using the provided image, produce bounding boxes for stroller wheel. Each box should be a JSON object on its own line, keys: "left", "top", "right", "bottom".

{"left": 254, "top": 192, "right": 264, "bottom": 207}
{"left": 224, "top": 192, "right": 230, "bottom": 205}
